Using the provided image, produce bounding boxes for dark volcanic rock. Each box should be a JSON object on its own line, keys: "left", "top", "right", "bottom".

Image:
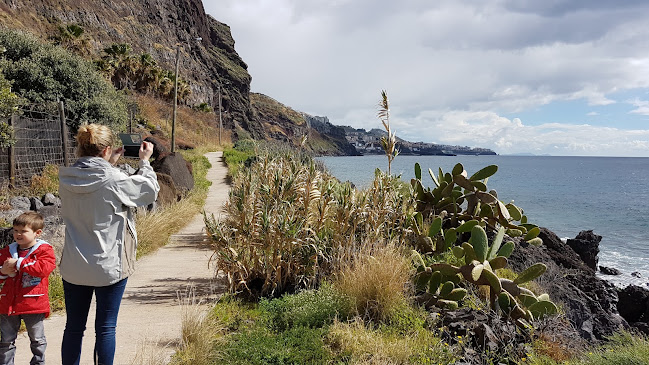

{"left": 508, "top": 228, "right": 627, "bottom": 341}
{"left": 151, "top": 153, "right": 194, "bottom": 194}
{"left": 30, "top": 197, "right": 44, "bottom": 211}
{"left": 599, "top": 266, "right": 621, "bottom": 275}
{"left": 155, "top": 172, "right": 181, "bottom": 207}
{"left": 144, "top": 136, "right": 170, "bottom": 160}
{"left": 566, "top": 230, "right": 601, "bottom": 271}
{"left": 617, "top": 285, "right": 649, "bottom": 323}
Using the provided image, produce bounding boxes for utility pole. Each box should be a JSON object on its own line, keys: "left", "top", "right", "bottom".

{"left": 171, "top": 44, "right": 180, "bottom": 154}
{"left": 218, "top": 84, "right": 222, "bottom": 146}
{"left": 170, "top": 37, "right": 201, "bottom": 153}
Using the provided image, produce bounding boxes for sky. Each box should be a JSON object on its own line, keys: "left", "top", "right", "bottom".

{"left": 203, "top": 0, "right": 649, "bottom": 157}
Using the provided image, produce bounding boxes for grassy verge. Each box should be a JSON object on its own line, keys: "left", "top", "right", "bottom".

{"left": 222, "top": 139, "right": 256, "bottom": 179}
{"left": 135, "top": 146, "right": 214, "bottom": 257}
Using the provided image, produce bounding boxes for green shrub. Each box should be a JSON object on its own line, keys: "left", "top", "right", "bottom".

{"left": 220, "top": 326, "right": 331, "bottom": 365}
{"left": 211, "top": 295, "right": 263, "bottom": 332}
{"left": 0, "top": 28, "right": 127, "bottom": 130}
{"left": 260, "top": 284, "right": 352, "bottom": 332}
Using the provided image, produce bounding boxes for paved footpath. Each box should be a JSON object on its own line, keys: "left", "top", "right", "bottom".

{"left": 15, "top": 151, "right": 229, "bottom": 364}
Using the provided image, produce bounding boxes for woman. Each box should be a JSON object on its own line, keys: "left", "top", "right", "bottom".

{"left": 58, "top": 124, "right": 159, "bottom": 365}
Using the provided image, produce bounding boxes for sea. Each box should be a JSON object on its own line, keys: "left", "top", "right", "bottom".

{"left": 317, "top": 154, "right": 649, "bottom": 288}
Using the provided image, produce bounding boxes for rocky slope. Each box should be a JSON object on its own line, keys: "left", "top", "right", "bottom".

{"left": 250, "top": 93, "right": 358, "bottom": 155}
{"left": 0, "top": 0, "right": 255, "bottom": 134}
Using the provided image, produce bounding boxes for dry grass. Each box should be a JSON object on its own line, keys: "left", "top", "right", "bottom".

{"left": 208, "top": 148, "right": 416, "bottom": 298}
{"left": 168, "top": 287, "right": 224, "bottom": 365}
{"left": 135, "top": 147, "right": 214, "bottom": 257}
{"left": 130, "top": 339, "right": 172, "bottom": 365}
{"left": 135, "top": 94, "right": 232, "bottom": 148}
{"left": 333, "top": 244, "right": 411, "bottom": 322}
{"left": 327, "top": 317, "right": 453, "bottom": 364}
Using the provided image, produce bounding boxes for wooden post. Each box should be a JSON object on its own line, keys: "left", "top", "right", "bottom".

{"left": 218, "top": 85, "right": 222, "bottom": 146}
{"left": 59, "top": 101, "right": 70, "bottom": 167}
{"left": 8, "top": 114, "right": 16, "bottom": 188}
{"left": 171, "top": 45, "right": 180, "bottom": 154}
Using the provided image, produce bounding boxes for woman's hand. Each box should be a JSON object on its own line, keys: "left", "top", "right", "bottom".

{"left": 139, "top": 141, "right": 154, "bottom": 162}
{"left": 109, "top": 147, "right": 124, "bottom": 166}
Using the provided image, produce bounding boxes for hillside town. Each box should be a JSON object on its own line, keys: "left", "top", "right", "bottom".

{"left": 341, "top": 126, "right": 497, "bottom": 156}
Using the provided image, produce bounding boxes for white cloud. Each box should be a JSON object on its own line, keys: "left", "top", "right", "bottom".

{"left": 390, "top": 110, "right": 649, "bottom": 156}
{"left": 628, "top": 98, "right": 649, "bottom": 116}
{"left": 204, "top": 0, "right": 649, "bottom": 156}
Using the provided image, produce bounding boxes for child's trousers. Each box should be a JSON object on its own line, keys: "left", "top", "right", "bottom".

{"left": 0, "top": 313, "right": 46, "bottom": 365}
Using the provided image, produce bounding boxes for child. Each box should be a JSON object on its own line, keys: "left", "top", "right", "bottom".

{"left": 0, "top": 211, "right": 56, "bottom": 365}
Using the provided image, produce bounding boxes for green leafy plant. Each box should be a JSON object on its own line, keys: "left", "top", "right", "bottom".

{"left": 410, "top": 162, "right": 542, "bottom": 255}
{"left": 0, "top": 122, "right": 15, "bottom": 148}
{"left": 0, "top": 29, "right": 128, "bottom": 130}
{"left": 260, "top": 284, "right": 352, "bottom": 331}
{"left": 412, "top": 225, "right": 557, "bottom": 325}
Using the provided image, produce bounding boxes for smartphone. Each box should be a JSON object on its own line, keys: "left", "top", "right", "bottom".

{"left": 118, "top": 133, "right": 142, "bottom": 158}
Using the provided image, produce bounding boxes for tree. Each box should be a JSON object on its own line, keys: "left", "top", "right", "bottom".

{"left": 0, "top": 29, "right": 127, "bottom": 131}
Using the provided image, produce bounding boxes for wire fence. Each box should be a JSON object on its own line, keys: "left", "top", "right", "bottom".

{"left": 0, "top": 104, "right": 75, "bottom": 188}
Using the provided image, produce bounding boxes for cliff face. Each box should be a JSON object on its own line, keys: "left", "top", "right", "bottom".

{"left": 0, "top": 0, "right": 255, "bottom": 131}
{"left": 250, "top": 93, "right": 358, "bottom": 155}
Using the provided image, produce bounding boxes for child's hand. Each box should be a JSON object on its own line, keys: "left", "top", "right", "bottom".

{"left": 0, "top": 258, "right": 17, "bottom": 275}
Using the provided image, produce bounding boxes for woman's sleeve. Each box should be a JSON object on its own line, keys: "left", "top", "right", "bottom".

{"left": 113, "top": 160, "right": 160, "bottom": 208}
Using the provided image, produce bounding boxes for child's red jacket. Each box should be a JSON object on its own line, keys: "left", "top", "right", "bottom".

{"left": 0, "top": 239, "right": 56, "bottom": 317}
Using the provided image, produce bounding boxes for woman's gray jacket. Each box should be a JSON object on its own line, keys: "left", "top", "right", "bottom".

{"left": 58, "top": 157, "right": 159, "bottom": 286}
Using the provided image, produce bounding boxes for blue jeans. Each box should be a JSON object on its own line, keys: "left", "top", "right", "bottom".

{"left": 0, "top": 313, "right": 46, "bottom": 365}
{"left": 61, "top": 278, "right": 128, "bottom": 365}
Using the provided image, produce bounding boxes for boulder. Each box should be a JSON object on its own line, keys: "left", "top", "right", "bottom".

{"left": 42, "top": 193, "right": 61, "bottom": 207}
{"left": 566, "top": 230, "right": 601, "bottom": 271}
{"left": 10, "top": 196, "right": 30, "bottom": 211}
{"left": 508, "top": 228, "right": 628, "bottom": 341}
{"left": 144, "top": 136, "right": 170, "bottom": 160}
{"left": 155, "top": 172, "right": 181, "bottom": 207}
{"left": 599, "top": 266, "right": 621, "bottom": 275}
{"left": 151, "top": 153, "right": 194, "bottom": 194}
{"left": 30, "top": 197, "right": 44, "bottom": 211}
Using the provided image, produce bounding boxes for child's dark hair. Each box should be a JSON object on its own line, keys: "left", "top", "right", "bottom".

{"left": 13, "top": 211, "right": 44, "bottom": 231}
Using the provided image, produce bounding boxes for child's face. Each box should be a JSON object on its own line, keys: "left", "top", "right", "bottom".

{"left": 13, "top": 225, "right": 42, "bottom": 248}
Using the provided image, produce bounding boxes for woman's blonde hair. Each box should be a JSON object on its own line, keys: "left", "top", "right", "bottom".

{"left": 75, "top": 124, "right": 114, "bottom": 157}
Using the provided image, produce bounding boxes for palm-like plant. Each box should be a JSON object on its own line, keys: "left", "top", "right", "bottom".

{"left": 378, "top": 90, "right": 399, "bottom": 175}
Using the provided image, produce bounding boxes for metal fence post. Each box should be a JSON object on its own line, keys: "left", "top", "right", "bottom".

{"left": 8, "top": 114, "right": 16, "bottom": 188}
{"left": 59, "top": 101, "right": 70, "bottom": 166}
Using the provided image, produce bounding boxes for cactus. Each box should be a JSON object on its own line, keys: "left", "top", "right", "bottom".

{"left": 412, "top": 226, "right": 557, "bottom": 324}
{"left": 410, "top": 162, "right": 541, "bottom": 257}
